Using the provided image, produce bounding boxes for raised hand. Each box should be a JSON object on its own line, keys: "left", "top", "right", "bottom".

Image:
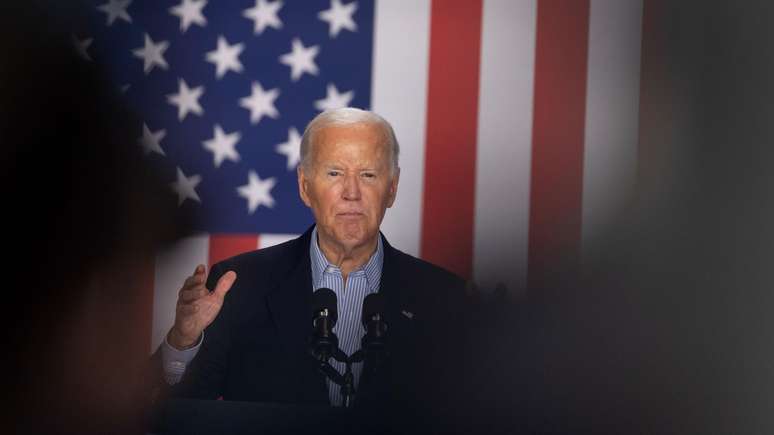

{"left": 167, "top": 264, "right": 237, "bottom": 349}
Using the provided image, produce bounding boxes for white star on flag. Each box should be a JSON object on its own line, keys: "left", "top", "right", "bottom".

{"left": 167, "top": 78, "right": 205, "bottom": 121}
{"left": 239, "top": 81, "right": 280, "bottom": 124}
{"left": 279, "top": 38, "right": 319, "bottom": 82}
{"left": 97, "top": 0, "right": 132, "bottom": 26}
{"left": 72, "top": 35, "right": 93, "bottom": 61}
{"left": 205, "top": 36, "right": 244, "bottom": 79}
{"left": 318, "top": 0, "right": 357, "bottom": 38}
{"left": 238, "top": 171, "right": 276, "bottom": 213}
{"left": 132, "top": 34, "right": 169, "bottom": 74}
{"left": 275, "top": 127, "right": 301, "bottom": 170}
{"left": 314, "top": 83, "right": 354, "bottom": 111}
{"left": 169, "top": 0, "right": 208, "bottom": 33}
{"left": 203, "top": 124, "right": 241, "bottom": 168}
{"left": 170, "top": 167, "right": 202, "bottom": 206}
{"left": 243, "top": 0, "right": 284, "bottom": 34}
{"left": 139, "top": 123, "right": 166, "bottom": 156}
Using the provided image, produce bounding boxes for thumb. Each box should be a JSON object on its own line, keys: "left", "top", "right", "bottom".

{"left": 213, "top": 271, "right": 237, "bottom": 300}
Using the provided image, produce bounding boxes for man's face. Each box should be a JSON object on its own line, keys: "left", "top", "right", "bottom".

{"left": 298, "top": 122, "right": 399, "bottom": 253}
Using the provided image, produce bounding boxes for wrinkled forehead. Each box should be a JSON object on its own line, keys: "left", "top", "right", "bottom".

{"left": 311, "top": 122, "right": 391, "bottom": 162}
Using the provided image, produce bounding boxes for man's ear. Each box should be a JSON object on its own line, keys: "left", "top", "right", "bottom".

{"left": 386, "top": 167, "right": 400, "bottom": 208}
{"left": 297, "top": 166, "right": 312, "bottom": 207}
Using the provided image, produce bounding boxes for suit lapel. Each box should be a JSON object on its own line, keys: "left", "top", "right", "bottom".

{"left": 378, "top": 234, "right": 419, "bottom": 345}
{"left": 379, "top": 234, "right": 400, "bottom": 323}
{"left": 264, "top": 227, "right": 329, "bottom": 403}
{"left": 266, "top": 227, "right": 314, "bottom": 355}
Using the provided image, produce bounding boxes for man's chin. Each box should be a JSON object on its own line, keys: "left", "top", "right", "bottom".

{"left": 334, "top": 227, "right": 377, "bottom": 250}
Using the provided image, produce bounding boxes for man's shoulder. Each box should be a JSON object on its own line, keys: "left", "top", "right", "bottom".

{"left": 393, "top": 248, "right": 462, "bottom": 282}
{"left": 383, "top": 242, "right": 468, "bottom": 321}
{"left": 383, "top": 241, "right": 466, "bottom": 292}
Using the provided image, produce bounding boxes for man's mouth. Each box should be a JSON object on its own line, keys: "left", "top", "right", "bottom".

{"left": 337, "top": 211, "right": 365, "bottom": 217}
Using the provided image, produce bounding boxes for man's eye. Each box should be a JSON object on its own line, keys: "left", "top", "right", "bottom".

{"left": 327, "top": 171, "right": 340, "bottom": 177}
{"left": 362, "top": 173, "right": 376, "bottom": 178}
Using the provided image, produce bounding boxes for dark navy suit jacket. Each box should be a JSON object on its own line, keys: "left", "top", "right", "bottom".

{"left": 168, "top": 225, "right": 466, "bottom": 410}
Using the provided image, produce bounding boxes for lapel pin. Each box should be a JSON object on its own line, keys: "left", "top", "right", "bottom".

{"left": 401, "top": 310, "right": 414, "bottom": 319}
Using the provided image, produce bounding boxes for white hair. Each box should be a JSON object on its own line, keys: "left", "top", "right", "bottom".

{"left": 299, "top": 107, "right": 400, "bottom": 173}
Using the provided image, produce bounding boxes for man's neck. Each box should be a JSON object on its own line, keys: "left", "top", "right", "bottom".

{"left": 316, "top": 232, "right": 378, "bottom": 282}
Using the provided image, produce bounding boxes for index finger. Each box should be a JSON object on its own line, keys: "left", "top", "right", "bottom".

{"left": 212, "top": 271, "right": 237, "bottom": 299}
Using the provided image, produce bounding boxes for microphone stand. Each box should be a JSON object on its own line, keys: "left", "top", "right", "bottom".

{"left": 330, "top": 347, "right": 356, "bottom": 408}
{"left": 309, "top": 289, "right": 358, "bottom": 407}
{"left": 340, "top": 360, "right": 355, "bottom": 408}
{"left": 352, "top": 312, "right": 389, "bottom": 391}
{"left": 309, "top": 304, "right": 389, "bottom": 408}
{"left": 311, "top": 339, "right": 357, "bottom": 408}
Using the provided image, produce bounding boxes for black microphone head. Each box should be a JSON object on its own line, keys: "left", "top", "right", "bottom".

{"left": 361, "top": 293, "right": 385, "bottom": 327}
{"left": 312, "top": 287, "right": 338, "bottom": 324}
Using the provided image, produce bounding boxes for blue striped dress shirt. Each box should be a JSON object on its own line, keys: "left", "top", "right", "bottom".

{"left": 309, "top": 226, "right": 383, "bottom": 406}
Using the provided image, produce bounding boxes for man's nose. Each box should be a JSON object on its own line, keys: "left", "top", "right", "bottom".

{"left": 342, "top": 174, "right": 361, "bottom": 200}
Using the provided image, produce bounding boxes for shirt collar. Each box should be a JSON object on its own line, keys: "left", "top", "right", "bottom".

{"left": 309, "top": 225, "right": 383, "bottom": 292}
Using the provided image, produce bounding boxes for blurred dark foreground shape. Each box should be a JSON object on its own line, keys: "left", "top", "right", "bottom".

{"left": 0, "top": 2, "right": 190, "bottom": 434}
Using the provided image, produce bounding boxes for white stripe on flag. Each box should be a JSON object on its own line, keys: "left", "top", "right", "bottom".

{"left": 259, "top": 233, "right": 299, "bottom": 249}
{"left": 582, "top": 0, "right": 643, "bottom": 252}
{"left": 473, "top": 0, "right": 537, "bottom": 294}
{"left": 151, "top": 234, "right": 209, "bottom": 351}
{"left": 372, "top": 0, "right": 432, "bottom": 258}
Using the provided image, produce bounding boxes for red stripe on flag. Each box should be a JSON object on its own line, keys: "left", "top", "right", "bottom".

{"left": 209, "top": 234, "right": 260, "bottom": 267}
{"left": 528, "top": 0, "right": 590, "bottom": 289}
{"left": 420, "top": 0, "right": 483, "bottom": 280}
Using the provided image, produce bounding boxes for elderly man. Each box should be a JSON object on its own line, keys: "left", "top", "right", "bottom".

{"left": 159, "top": 108, "right": 465, "bottom": 409}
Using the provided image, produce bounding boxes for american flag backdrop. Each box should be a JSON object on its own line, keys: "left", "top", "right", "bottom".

{"left": 76, "top": 0, "right": 646, "bottom": 351}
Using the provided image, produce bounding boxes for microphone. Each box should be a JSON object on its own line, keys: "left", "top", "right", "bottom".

{"left": 309, "top": 288, "right": 353, "bottom": 406}
{"left": 358, "top": 293, "right": 388, "bottom": 370}
{"left": 351, "top": 293, "right": 389, "bottom": 403}
{"left": 361, "top": 293, "right": 388, "bottom": 350}
{"left": 309, "top": 288, "right": 339, "bottom": 363}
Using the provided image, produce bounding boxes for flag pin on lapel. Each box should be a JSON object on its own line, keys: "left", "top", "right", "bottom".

{"left": 401, "top": 309, "right": 414, "bottom": 319}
